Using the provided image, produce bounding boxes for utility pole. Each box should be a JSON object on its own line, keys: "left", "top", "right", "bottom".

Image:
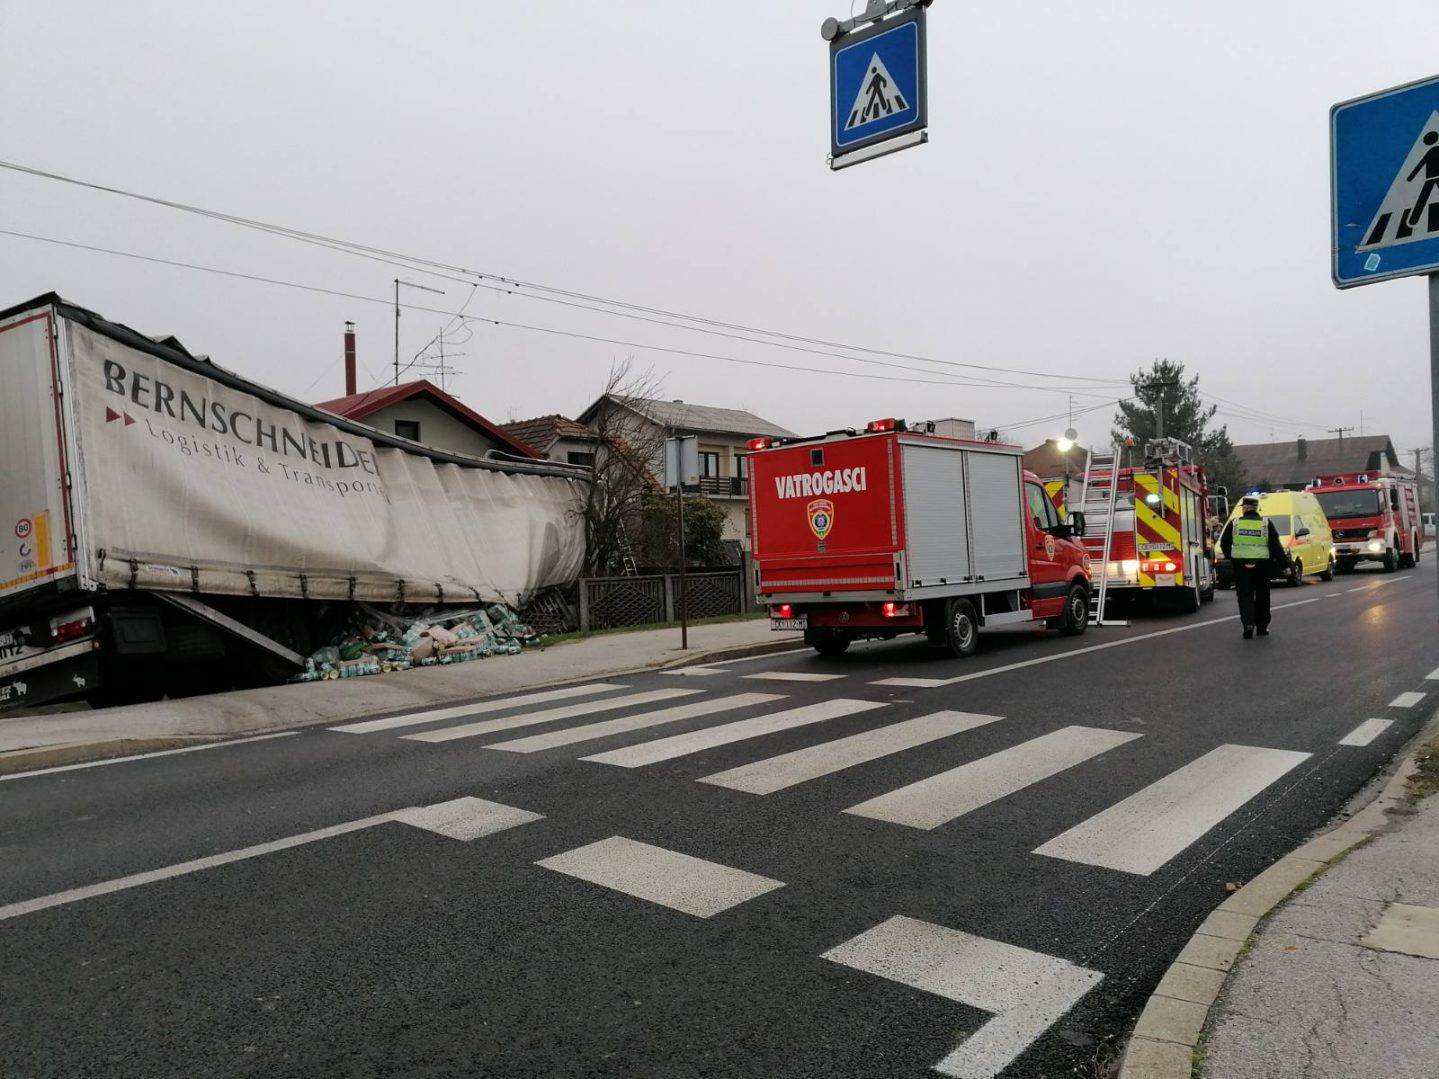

{"left": 1328, "top": 426, "right": 1354, "bottom": 455}
{"left": 393, "top": 279, "right": 446, "bottom": 385}
{"left": 1138, "top": 375, "right": 1180, "bottom": 442}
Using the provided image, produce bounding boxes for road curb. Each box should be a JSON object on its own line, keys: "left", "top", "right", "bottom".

{"left": 656, "top": 636, "right": 803, "bottom": 669}
{"left": 1118, "top": 707, "right": 1439, "bottom": 1079}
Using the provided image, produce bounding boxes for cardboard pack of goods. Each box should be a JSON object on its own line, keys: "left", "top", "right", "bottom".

{"left": 408, "top": 636, "right": 436, "bottom": 663}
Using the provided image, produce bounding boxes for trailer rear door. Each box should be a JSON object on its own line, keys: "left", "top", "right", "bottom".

{"left": 0, "top": 307, "right": 75, "bottom": 600}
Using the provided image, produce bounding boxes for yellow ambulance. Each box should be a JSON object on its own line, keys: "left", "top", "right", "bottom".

{"left": 1226, "top": 490, "right": 1336, "bottom": 584}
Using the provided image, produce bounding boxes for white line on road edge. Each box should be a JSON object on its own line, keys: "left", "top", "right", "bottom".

{"left": 1338, "top": 718, "right": 1395, "bottom": 747}
{"left": 535, "top": 836, "right": 784, "bottom": 918}
{"left": 822, "top": 915, "right": 1102, "bottom": 1079}
{"left": 1346, "top": 586, "right": 1371, "bottom": 593}
{"left": 871, "top": 599, "right": 1325, "bottom": 689}
{"left": 1390, "top": 691, "right": 1427, "bottom": 709}
{"left": 331, "top": 683, "right": 629, "bottom": 734}
{"left": 1033, "top": 744, "right": 1311, "bottom": 876}
{"left": 0, "top": 796, "right": 541, "bottom": 923}
{"left": 0, "top": 731, "right": 298, "bottom": 782}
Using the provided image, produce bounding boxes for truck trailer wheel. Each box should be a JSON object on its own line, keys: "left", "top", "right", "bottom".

{"left": 804, "top": 628, "right": 851, "bottom": 657}
{"left": 1058, "top": 585, "right": 1089, "bottom": 636}
{"left": 943, "top": 599, "right": 980, "bottom": 657}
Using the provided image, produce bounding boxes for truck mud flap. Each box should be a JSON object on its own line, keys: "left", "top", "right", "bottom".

{"left": 0, "top": 650, "right": 100, "bottom": 713}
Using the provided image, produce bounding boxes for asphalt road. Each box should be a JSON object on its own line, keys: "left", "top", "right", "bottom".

{"left": 2, "top": 565, "right": 1436, "bottom": 1079}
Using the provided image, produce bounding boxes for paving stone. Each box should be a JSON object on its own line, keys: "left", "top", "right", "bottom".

{"left": 1120, "top": 1035, "right": 1191, "bottom": 1079}
{"left": 1217, "top": 856, "right": 1324, "bottom": 916}
{"left": 1360, "top": 901, "right": 1439, "bottom": 960}
{"left": 1175, "top": 932, "right": 1243, "bottom": 972}
{"left": 1152, "top": 960, "right": 1227, "bottom": 1005}
{"left": 1132, "top": 993, "right": 1208, "bottom": 1046}
{"left": 1196, "top": 908, "right": 1258, "bottom": 942}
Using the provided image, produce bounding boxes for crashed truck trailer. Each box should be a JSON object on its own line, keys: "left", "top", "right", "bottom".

{"left": 0, "top": 294, "right": 587, "bottom": 711}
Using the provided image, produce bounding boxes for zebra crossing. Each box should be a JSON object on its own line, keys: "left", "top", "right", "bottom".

{"left": 329, "top": 678, "right": 1380, "bottom": 881}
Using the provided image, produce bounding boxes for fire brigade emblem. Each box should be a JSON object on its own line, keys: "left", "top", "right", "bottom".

{"left": 1043, "top": 533, "right": 1056, "bottom": 560}
{"left": 806, "top": 498, "right": 835, "bottom": 542}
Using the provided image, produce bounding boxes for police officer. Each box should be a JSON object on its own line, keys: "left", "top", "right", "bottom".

{"left": 1219, "top": 495, "right": 1291, "bottom": 638}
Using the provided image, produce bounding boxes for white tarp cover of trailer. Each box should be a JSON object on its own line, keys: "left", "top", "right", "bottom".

{"left": 67, "top": 322, "right": 585, "bottom": 604}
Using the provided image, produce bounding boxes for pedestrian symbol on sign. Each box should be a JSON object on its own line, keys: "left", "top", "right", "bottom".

{"left": 845, "top": 55, "right": 907, "bottom": 131}
{"left": 1359, "top": 110, "right": 1439, "bottom": 250}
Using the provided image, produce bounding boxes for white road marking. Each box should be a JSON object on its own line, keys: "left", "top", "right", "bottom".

{"left": 1390, "top": 691, "right": 1427, "bottom": 709}
{"left": 0, "top": 731, "right": 297, "bottom": 782}
{"left": 706, "top": 647, "right": 811, "bottom": 667}
{"left": 1428, "top": 667, "right": 1439, "bottom": 681}
{"left": 391, "top": 797, "right": 543, "bottom": 840}
{"left": 822, "top": 915, "right": 1103, "bottom": 1079}
{"left": 483, "top": 693, "right": 784, "bottom": 753}
{"left": 1338, "top": 719, "right": 1394, "bottom": 747}
{"left": 868, "top": 599, "right": 1323, "bottom": 690}
{"left": 534, "top": 836, "right": 783, "bottom": 918}
{"left": 698, "top": 711, "right": 1001, "bottom": 796}
{"left": 403, "top": 688, "right": 700, "bottom": 743}
{"left": 331, "top": 683, "right": 629, "bottom": 734}
{"left": 1034, "top": 744, "right": 1311, "bottom": 875}
{"left": 662, "top": 667, "right": 725, "bottom": 677}
{"left": 1325, "top": 591, "right": 1343, "bottom": 597}
{"left": 581, "top": 698, "right": 885, "bottom": 768}
{"left": 1347, "top": 586, "right": 1371, "bottom": 593}
{"left": 742, "top": 671, "right": 846, "bottom": 683}
{"left": 844, "top": 726, "right": 1139, "bottom": 830}
{"left": 0, "top": 796, "right": 532, "bottom": 923}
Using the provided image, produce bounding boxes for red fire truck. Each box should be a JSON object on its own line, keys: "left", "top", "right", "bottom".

{"left": 1308, "top": 472, "right": 1424, "bottom": 572}
{"left": 1069, "top": 439, "right": 1216, "bottom": 613}
{"left": 745, "top": 419, "right": 1092, "bottom": 658}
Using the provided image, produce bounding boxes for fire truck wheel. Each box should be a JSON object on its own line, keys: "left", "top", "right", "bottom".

{"left": 1382, "top": 546, "right": 1398, "bottom": 573}
{"left": 1177, "top": 583, "right": 1201, "bottom": 614}
{"left": 1336, "top": 558, "right": 1356, "bottom": 574}
{"left": 943, "top": 599, "right": 980, "bottom": 657}
{"left": 804, "top": 628, "right": 851, "bottom": 657}
{"left": 1058, "top": 586, "right": 1089, "bottom": 636}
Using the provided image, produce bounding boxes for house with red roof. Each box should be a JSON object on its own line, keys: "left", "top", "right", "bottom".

{"left": 316, "top": 380, "right": 539, "bottom": 460}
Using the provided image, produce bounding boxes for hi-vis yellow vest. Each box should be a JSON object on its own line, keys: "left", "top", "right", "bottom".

{"left": 1230, "top": 517, "right": 1270, "bottom": 561}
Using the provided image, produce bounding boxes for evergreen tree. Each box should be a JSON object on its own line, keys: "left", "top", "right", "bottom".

{"left": 1111, "top": 359, "right": 1247, "bottom": 495}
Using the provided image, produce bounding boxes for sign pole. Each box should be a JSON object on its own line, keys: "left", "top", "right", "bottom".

{"left": 676, "top": 484, "right": 688, "bottom": 649}
{"left": 1430, "top": 274, "right": 1439, "bottom": 613}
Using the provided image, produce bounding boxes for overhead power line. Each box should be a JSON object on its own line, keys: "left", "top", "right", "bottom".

{"left": 0, "top": 226, "right": 1083, "bottom": 396}
{"left": 0, "top": 157, "right": 1131, "bottom": 389}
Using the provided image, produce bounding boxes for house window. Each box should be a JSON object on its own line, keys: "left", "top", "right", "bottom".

{"left": 734, "top": 453, "right": 747, "bottom": 478}
{"left": 567, "top": 451, "right": 596, "bottom": 468}
{"left": 394, "top": 420, "right": 421, "bottom": 441}
{"left": 699, "top": 451, "right": 721, "bottom": 478}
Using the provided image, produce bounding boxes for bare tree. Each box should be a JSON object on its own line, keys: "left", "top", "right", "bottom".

{"left": 578, "top": 360, "right": 666, "bottom": 575}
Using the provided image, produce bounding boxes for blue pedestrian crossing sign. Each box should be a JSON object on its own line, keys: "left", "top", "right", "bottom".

{"left": 829, "top": 7, "right": 927, "bottom": 169}
{"left": 1332, "top": 74, "right": 1439, "bottom": 288}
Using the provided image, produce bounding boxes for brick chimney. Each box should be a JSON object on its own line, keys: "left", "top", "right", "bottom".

{"left": 343, "top": 322, "right": 357, "bottom": 396}
{"left": 1297, "top": 436, "right": 1307, "bottom": 461}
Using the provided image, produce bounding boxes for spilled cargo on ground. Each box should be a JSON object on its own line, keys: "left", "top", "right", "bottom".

{"left": 0, "top": 294, "right": 588, "bottom": 711}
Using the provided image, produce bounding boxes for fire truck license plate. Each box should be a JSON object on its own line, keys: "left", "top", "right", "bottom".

{"left": 771, "top": 616, "right": 808, "bottom": 631}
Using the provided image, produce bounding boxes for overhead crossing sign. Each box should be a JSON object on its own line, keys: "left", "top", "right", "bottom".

{"left": 1332, "top": 74, "right": 1439, "bottom": 287}
{"left": 825, "top": 2, "right": 928, "bottom": 170}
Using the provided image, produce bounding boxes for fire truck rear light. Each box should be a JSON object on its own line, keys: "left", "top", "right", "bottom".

{"left": 881, "top": 602, "right": 911, "bottom": 618}
{"left": 866, "top": 417, "right": 904, "bottom": 433}
{"left": 773, "top": 604, "right": 792, "bottom": 618}
{"left": 50, "top": 616, "right": 93, "bottom": 643}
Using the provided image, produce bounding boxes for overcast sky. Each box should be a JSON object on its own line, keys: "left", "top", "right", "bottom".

{"left": 2, "top": 1, "right": 1434, "bottom": 460}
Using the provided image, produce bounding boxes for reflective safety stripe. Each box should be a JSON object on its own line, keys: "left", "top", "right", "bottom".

{"left": 1230, "top": 518, "right": 1269, "bottom": 560}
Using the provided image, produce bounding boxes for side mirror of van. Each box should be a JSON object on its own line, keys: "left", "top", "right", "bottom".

{"left": 1068, "top": 512, "right": 1086, "bottom": 538}
{"left": 1296, "top": 526, "right": 1311, "bottom": 538}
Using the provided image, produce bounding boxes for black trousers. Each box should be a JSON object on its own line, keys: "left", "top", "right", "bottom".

{"left": 1233, "top": 563, "right": 1272, "bottom": 629}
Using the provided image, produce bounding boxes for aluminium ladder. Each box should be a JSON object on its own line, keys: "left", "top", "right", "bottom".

{"left": 1075, "top": 443, "right": 1129, "bottom": 626}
